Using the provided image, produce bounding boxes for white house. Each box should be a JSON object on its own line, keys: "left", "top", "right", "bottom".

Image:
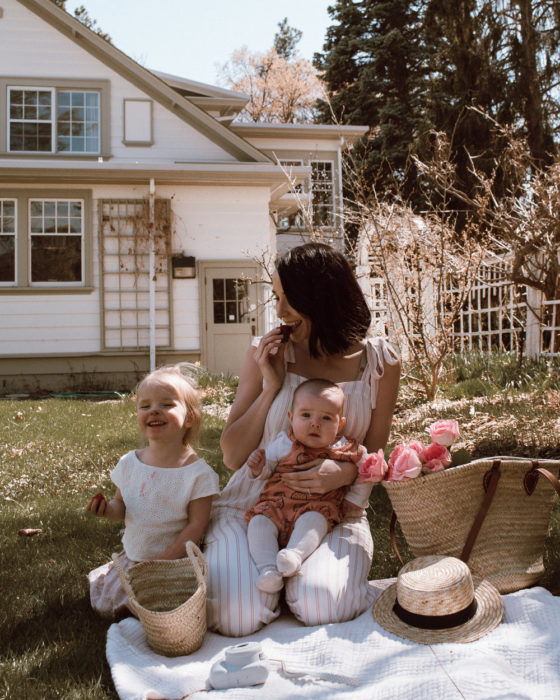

{"left": 0, "top": 0, "right": 367, "bottom": 393}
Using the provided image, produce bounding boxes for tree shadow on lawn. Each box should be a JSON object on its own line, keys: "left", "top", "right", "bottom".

{"left": 1, "top": 595, "right": 117, "bottom": 699}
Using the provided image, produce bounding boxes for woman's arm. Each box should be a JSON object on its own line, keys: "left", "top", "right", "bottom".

{"left": 220, "top": 330, "right": 286, "bottom": 470}
{"left": 157, "top": 495, "right": 214, "bottom": 560}
{"left": 363, "top": 358, "right": 401, "bottom": 452}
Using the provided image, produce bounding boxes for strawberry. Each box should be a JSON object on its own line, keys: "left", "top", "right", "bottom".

{"left": 279, "top": 324, "right": 293, "bottom": 343}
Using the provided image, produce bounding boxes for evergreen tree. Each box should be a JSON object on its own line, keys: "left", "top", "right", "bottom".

{"left": 315, "top": 0, "right": 427, "bottom": 201}
{"left": 274, "top": 18, "right": 303, "bottom": 60}
{"left": 49, "top": 0, "right": 111, "bottom": 42}
{"left": 500, "top": 0, "right": 559, "bottom": 165}
{"left": 317, "top": 0, "right": 560, "bottom": 213}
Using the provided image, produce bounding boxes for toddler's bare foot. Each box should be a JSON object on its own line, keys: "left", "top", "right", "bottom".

{"left": 256, "top": 568, "right": 283, "bottom": 593}
{"left": 276, "top": 549, "right": 302, "bottom": 577}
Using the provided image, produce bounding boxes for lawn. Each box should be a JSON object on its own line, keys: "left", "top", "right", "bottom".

{"left": 1, "top": 357, "right": 559, "bottom": 699}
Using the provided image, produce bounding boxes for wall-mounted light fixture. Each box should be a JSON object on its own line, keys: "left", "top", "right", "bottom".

{"left": 172, "top": 254, "right": 196, "bottom": 279}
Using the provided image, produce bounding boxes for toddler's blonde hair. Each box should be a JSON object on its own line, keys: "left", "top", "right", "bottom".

{"left": 135, "top": 363, "right": 202, "bottom": 445}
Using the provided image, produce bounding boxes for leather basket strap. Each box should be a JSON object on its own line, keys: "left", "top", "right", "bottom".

{"left": 388, "top": 459, "right": 560, "bottom": 567}
{"left": 460, "top": 459, "right": 502, "bottom": 563}
{"left": 534, "top": 467, "right": 560, "bottom": 498}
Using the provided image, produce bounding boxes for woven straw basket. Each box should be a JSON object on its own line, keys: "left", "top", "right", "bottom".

{"left": 113, "top": 540, "right": 207, "bottom": 657}
{"left": 383, "top": 457, "right": 560, "bottom": 593}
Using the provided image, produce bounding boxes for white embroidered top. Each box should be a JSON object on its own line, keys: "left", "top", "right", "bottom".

{"left": 111, "top": 450, "right": 220, "bottom": 561}
{"left": 214, "top": 336, "right": 399, "bottom": 514}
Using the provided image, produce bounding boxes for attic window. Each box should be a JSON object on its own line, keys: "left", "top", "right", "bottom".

{"left": 8, "top": 87, "right": 100, "bottom": 154}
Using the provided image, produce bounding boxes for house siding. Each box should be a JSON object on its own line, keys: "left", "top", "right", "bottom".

{"left": 0, "top": 0, "right": 237, "bottom": 163}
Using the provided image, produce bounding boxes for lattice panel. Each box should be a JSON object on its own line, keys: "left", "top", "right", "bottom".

{"left": 99, "top": 199, "right": 172, "bottom": 351}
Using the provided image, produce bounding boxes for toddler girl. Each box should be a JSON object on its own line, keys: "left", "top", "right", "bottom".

{"left": 86, "top": 363, "right": 220, "bottom": 619}
{"left": 245, "top": 378, "right": 378, "bottom": 593}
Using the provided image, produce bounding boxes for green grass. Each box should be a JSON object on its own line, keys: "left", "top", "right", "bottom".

{"left": 1, "top": 366, "right": 559, "bottom": 697}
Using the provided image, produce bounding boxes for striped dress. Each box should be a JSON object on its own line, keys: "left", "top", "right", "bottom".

{"left": 204, "top": 336, "right": 399, "bottom": 637}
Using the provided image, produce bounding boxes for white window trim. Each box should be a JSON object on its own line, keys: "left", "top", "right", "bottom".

{"left": 28, "top": 198, "right": 85, "bottom": 287}
{"left": 0, "top": 198, "right": 17, "bottom": 287}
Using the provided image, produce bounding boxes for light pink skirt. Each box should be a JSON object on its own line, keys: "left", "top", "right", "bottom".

{"left": 88, "top": 550, "right": 137, "bottom": 620}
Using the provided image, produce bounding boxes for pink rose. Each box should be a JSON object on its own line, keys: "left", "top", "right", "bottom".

{"left": 408, "top": 439, "right": 426, "bottom": 456}
{"left": 358, "top": 449, "right": 388, "bottom": 483}
{"left": 421, "top": 442, "right": 451, "bottom": 473}
{"left": 386, "top": 446, "right": 423, "bottom": 481}
{"left": 429, "top": 419, "right": 460, "bottom": 447}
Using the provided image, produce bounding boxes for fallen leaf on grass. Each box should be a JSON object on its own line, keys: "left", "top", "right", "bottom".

{"left": 18, "top": 528, "right": 43, "bottom": 536}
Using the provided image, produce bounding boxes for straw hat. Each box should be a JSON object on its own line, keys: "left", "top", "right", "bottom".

{"left": 372, "top": 555, "right": 504, "bottom": 644}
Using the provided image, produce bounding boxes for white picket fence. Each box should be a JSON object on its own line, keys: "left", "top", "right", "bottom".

{"left": 360, "top": 256, "right": 560, "bottom": 359}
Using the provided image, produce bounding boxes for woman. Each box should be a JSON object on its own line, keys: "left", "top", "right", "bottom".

{"left": 204, "top": 243, "right": 400, "bottom": 636}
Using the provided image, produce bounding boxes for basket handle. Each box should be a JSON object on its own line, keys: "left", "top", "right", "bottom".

{"left": 112, "top": 552, "right": 139, "bottom": 607}
{"left": 185, "top": 540, "right": 208, "bottom": 587}
{"left": 524, "top": 461, "right": 560, "bottom": 497}
{"left": 388, "top": 460, "right": 503, "bottom": 566}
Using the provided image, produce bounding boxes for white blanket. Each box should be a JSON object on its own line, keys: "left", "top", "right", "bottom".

{"left": 106, "top": 581, "right": 560, "bottom": 700}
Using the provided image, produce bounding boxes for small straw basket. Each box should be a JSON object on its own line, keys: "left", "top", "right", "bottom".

{"left": 383, "top": 456, "right": 560, "bottom": 593}
{"left": 113, "top": 540, "right": 207, "bottom": 657}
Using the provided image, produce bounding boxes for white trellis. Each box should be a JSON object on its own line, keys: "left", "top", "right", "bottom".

{"left": 358, "top": 254, "right": 560, "bottom": 359}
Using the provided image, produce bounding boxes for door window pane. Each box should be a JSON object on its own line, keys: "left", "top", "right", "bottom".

{"left": 212, "top": 277, "right": 249, "bottom": 324}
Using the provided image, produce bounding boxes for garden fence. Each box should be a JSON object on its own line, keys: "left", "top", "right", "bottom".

{"left": 360, "top": 255, "right": 560, "bottom": 359}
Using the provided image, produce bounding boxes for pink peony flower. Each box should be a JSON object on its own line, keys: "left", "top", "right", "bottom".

{"left": 386, "top": 446, "right": 423, "bottom": 481}
{"left": 421, "top": 442, "right": 451, "bottom": 473}
{"left": 429, "top": 419, "right": 460, "bottom": 447}
{"left": 358, "top": 449, "right": 388, "bottom": 483}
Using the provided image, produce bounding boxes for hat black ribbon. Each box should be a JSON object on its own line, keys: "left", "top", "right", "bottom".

{"left": 393, "top": 598, "right": 478, "bottom": 630}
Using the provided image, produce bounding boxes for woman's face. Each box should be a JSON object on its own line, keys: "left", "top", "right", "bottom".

{"left": 272, "top": 270, "right": 311, "bottom": 343}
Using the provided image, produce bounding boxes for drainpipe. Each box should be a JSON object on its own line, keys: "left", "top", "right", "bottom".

{"left": 338, "top": 136, "right": 345, "bottom": 251}
{"left": 149, "top": 178, "right": 156, "bottom": 372}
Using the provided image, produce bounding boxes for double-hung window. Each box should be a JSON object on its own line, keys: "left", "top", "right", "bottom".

{"left": 1, "top": 78, "right": 109, "bottom": 156}
{"left": 0, "top": 191, "right": 92, "bottom": 290}
{"left": 8, "top": 88, "right": 100, "bottom": 154}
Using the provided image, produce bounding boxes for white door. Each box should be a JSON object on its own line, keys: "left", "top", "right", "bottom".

{"left": 201, "top": 262, "right": 262, "bottom": 376}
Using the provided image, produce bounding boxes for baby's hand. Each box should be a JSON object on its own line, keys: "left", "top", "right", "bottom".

{"left": 247, "top": 449, "right": 266, "bottom": 477}
{"left": 86, "top": 492, "right": 106, "bottom": 516}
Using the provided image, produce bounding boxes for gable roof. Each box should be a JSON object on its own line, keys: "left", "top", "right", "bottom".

{"left": 17, "top": 0, "right": 270, "bottom": 163}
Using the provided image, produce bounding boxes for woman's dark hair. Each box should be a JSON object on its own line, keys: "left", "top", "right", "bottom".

{"left": 275, "top": 243, "right": 371, "bottom": 358}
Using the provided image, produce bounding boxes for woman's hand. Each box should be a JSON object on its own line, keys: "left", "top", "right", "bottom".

{"left": 281, "top": 459, "right": 358, "bottom": 495}
{"left": 252, "top": 328, "right": 286, "bottom": 394}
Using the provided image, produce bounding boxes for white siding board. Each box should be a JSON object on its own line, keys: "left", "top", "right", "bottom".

{"left": 1, "top": 0, "right": 237, "bottom": 163}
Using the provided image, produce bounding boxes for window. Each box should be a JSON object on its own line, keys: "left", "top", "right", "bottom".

{"left": 9, "top": 88, "right": 100, "bottom": 154}
{"left": 0, "top": 191, "right": 92, "bottom": 290}
{"left": 0, "top": 200, "right": 16, "bottom": 284}
{"left": 29, "top": 200, "right": 84, "bottom": 283}
{"left": 1, "top": 78, "right": 109, "bottom": 156}
{"left": 277, "top": 159, "right": 335, "bottom": 230}
{"left": 311, "top": 161, "right": 334, "bottom": 228}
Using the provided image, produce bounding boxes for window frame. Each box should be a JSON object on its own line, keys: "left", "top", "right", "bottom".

{"left": 310, "top": 160, "right": 335, "bottom": 228}
{"left": 0, "top": 77, "right": 110, "bottom": 158}
{"left": 275, "top": 154, "right": 337, "bottom": 231}
{"left": 0, "top": 198, "right": 17, "bottom": 286}
{"left": 0, "top": 189, "right": 93, "bottom": 292}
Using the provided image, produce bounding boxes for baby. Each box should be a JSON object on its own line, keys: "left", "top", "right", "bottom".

{"left": 245, "top": 378, "right": 374, "bottom": 593}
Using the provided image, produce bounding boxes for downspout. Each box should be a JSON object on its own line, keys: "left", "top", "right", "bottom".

{"left": 338, "top": 136, "right": 345, "bottom": 250}
{"left": 149, "top": 178, "right": 156, "bottom": 372}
